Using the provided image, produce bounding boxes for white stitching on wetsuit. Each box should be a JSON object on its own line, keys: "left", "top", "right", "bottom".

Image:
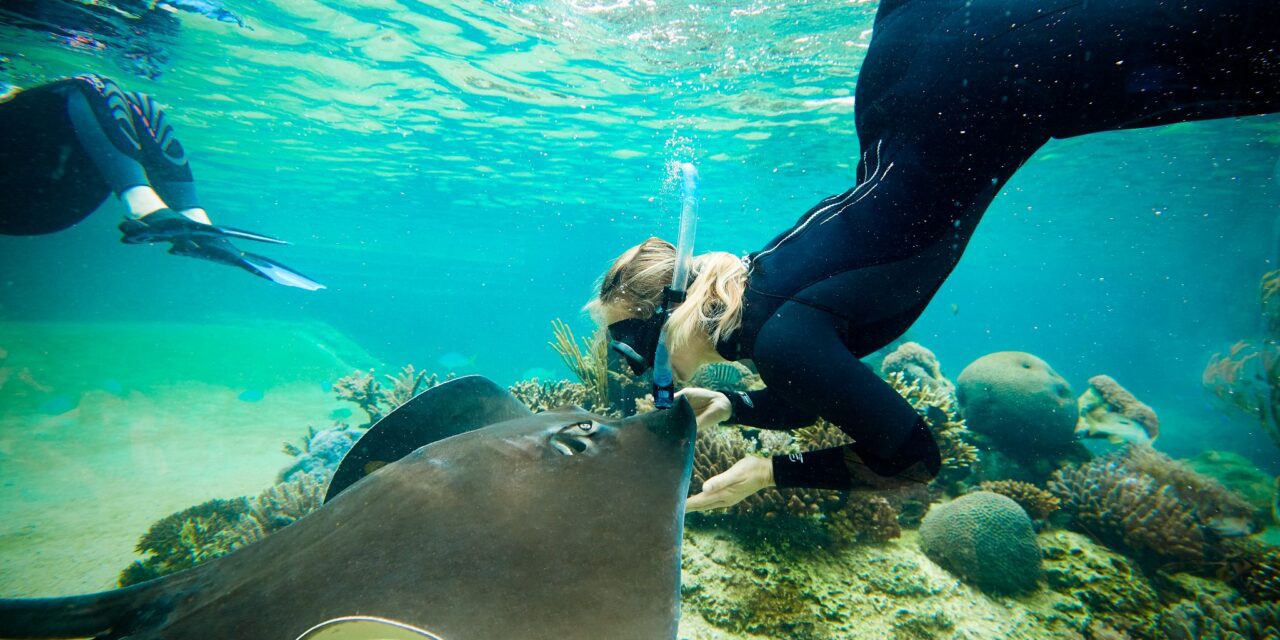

{"left": 754, "top": 140, "right": 886, "bottom": 262}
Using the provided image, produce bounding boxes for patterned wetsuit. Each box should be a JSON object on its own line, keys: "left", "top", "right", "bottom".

{"left": 0, "top": 74, "right": 198, "bottom": 235}
{"left": 717, "top": 0, "right": 1280, "bottom": 489}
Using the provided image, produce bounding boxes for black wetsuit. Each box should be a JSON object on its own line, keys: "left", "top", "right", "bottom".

{"left": 717, "top": 0, "right": 1280, "bottom": 489}
{"left": 0, "top": 74, "right": 198, "bottom": 235}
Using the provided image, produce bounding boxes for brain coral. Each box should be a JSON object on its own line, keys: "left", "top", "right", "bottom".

{"left": 918, "top": 491, "right": 1042, "bottom": 593}
{"left": 956, "top": 352, "right": 1077, "bottom": 455}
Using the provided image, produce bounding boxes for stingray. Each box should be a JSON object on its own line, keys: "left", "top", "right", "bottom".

{"left": 0, "top": 376, "right": 696, "bottom": 640}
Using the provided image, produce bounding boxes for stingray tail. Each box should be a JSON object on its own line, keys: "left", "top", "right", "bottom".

{"left": 0, "top": 580, "right": 176, "bottom": 639}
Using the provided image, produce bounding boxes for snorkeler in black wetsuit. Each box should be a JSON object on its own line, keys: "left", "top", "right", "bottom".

{"left": 715, "top": 0, "right": 1280, "bottom": 491}
{"left": 0, "top": 74, "right": 323, "bottom": 290}
{"left": 599, "top": 0, "right": 1280, "bottom": 506}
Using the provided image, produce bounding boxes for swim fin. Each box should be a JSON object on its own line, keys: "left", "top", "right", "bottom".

{"left": 120, "top": 209, "right": 287, "bottom": 245}
{"left": 169, "top": 237, "right": 325, "bottom": 291}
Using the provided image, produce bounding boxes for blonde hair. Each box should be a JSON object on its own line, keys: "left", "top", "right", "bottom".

{"left": 588, "top": 237, "right": 747, "bottom": 351}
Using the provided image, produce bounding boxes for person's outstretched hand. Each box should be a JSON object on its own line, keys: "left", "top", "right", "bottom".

{"left": 674, "top": 387, "right": 732, "bottom": 429}
{"left": 686, "top": 455, "right": 775, "bottom": 512}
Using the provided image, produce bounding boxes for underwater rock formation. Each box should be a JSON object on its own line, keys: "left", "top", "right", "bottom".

{"left": 278, "top": 424, "right": 363, "bottom": 482}
{"left": 1075, "top": 375, "right": 1159, "bottom": 445}
{"left": 917, "top": 491, "right": 1042, "bottom": 593}
{"left": 957, "top": 351, "right": 1078, "bottom": 456}
{"left": 881, "top": 341, "right": 955, "bottom": 399}
{"left": 118, "top": 498, "right": 250, "bottom": 587}
{"left": 974, "top": 480, "right": 1061, "bottom": 520}
{"left": 333, "top": 365, "right": 448, "bottom": 427}
{"left": 1039, "top": 530, "right": 1161, "bottom": 625}
{"left": 1048, "top": 453, "right": 1206, "bottom": 565}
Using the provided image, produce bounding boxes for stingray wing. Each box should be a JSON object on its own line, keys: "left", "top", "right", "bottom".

{"left": 325, "top": 375, "right": 533, "bottom": 502}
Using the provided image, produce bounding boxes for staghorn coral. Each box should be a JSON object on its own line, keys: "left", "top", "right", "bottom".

{"left": 975, "top": 480, "right": 1060, "bottom": 520}
{"left": 1048, "top": 456, "right": 1206, "bottom": 565}
{"left": 221, "top": 472, "right": 328, "bottom": 551}
{"left": 508, "top": 378, "right": 596, "bottom": 413}
{"left": 1137, "top": 594, "right": 1280, "bottom": 640}
{"left": 918, "top": 492, "right": 1042, "bottom": 593}
{"left": 333, "top": 365, "right": 454, "bottom": 427}
{"left": 881, "top": 341, "right": 955, "bottom": 399}
{"left": 118, "top": 498, "right": 250, "bottom": 587}
{"left": 1076, "top": 375, "right": 1159, "bottom": 445}
{"left": 957, "top": 351, "right": 1078, "bottom": 456}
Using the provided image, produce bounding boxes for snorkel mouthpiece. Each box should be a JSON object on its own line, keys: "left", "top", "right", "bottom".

{"left": 652, "top": 162, "right": 700, "bottom": 410}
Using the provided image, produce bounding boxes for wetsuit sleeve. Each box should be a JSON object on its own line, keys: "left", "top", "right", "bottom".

{"left": 750, "top": 300, "right": 940, "bottom": 490}
{"left": 725, "top": 388, "right": 819, "bottom": 430}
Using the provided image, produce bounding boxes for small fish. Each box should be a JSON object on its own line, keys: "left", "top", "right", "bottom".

{"left": 39, "top": 395, "right": 77, "bottom": 416}
{"left": 329, "top": 407, "right": 353, "bottom": 421}
{"left": 950, "top": 303, "right": 960, "bottom": 315}
{"left": 238, "top": 389, "right": 265, "bottom": 403}
{"left": 1077, "top": 417, "right": 1152, "bottom": 446}
{"left": 1208, "top": 516, "right": 1256, "bottom": 538}
{"left": 99, "top": 379, "right": 126, "bottom": 396}
{"left": 437, "top": 352, "right": 476, "bottom": 371}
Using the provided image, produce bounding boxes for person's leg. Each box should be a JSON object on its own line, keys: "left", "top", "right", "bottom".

{"left": 124, "top": 90, "right": 208, "bottom": 223}
{"left": 62, "top": 76, "right": 165, "bottom": 219}
{"left": 751, "top": 300, "right": 941, "bottom": 489}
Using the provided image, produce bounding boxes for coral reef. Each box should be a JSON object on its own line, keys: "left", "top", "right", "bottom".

{"left": 829, "top": 495, "right": 901, "bottom": 543}
{"left": 881, "top": 341, "right": 955, "bottom": 399}
{"left": 333, "top": 365, "right": 452, "bottom": 426}
{"left": 1076, "top": 375, "right": 1159, "bottom": 445}
{"left": 118, "top": 498, "right": 250, "bottom": 587}
{"left": 917, "top": 492, "right": 1042, "bottom": 593}
{"left": 975, "top": 480, "right": 1061, "bottom": 520}
{"left": 957, "top": 351, "right": 1078, "bottom": 456}
{"left": 885, "top": 371, "right": 979, "bottom": 474}
{"left": 278, "top": 424, "right": 363, "bottom": 482}
{"left": 1203, "top": 268, "right": 1280, "bottom": 451}
{"left": 691, "top": 426, "right": 841, "bottom": 521}
{"left": 1048, "top": 453, "right": 1206, "bottom": 565}
{"left": 1184, "top": 450, "right": 1276, "bottom": 526}
{"left": 549, "top": 319, "right": 609, "bottom": 409}
{"left": 1120, "top": 444, "right": 1259, "bottom": 536}
{"left": 1039, "top": 530, "right": 1161, "bottom": 625}
{"left": 222, "top": 472, "right": 328, "bottom": 550}
{"left": 1135, "top": 594, "right": 1280, "bottom": 640}
{"left": 508, "top": 378, "right": 596, "bottom": 412}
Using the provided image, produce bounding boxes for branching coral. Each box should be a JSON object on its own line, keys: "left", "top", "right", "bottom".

{"left": 278, "top": 424, "right": 363, "bottom": 482}
{"left": 886, "top": 371, "right": 979, "bottom": 472}
{"left": 691, "top": 426, "right": 841, "bottom": 521}
{"left": 222, "top": 472, "right": 328, "bottom": 550}
{"left": 549, "top": 319, "right": 609, "bottom": 409}
{"left": 118, "top": 498, "right": 250, "bottom": 587}
{"left": 508, "top": 379, "right": 595, "bottom": 413}
{"left": 1049, "top": 456, "right": 1206, "bottom": 565}
{"left": 975, "top": 480, "right": 1060, "bottom": 520}
{"left": 1204, "top": 268, "right": 1280, "bottom": 451}
{"left": 333, "top": 365, "right": 454, "bottom": 427}
{"left": 1121, "top": 444, "right": 1258, "bottom": 535}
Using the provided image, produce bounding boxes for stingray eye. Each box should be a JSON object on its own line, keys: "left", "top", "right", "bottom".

{"left": 561, "top": 421, "right": 597, "bottom": 436}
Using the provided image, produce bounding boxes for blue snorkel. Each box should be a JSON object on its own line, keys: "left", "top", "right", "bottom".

{"left": 652, "top": 163, "right": 700, "bottom": 410}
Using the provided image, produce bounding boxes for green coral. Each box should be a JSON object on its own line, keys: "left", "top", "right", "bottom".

{"left": 117, "top": 497, "right": 250, "bottom": 587}
{"left": 918, "top": 492, "right": 1042, "bottom": 593}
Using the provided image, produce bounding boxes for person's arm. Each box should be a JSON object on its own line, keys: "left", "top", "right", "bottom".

{"left": 723, "top": 387, "right": 818, "bottom": 429}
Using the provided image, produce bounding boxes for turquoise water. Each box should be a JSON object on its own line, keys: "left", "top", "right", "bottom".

{"left": 3, "top": 0, "right": 1275, "bottom": 463}
{"left": 2, "top": 0, "right": 1280, "bottom": 635}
